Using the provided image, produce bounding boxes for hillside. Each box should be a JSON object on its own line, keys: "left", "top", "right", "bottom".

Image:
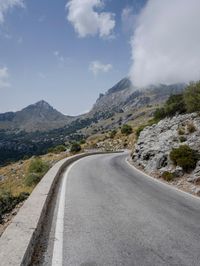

{"left": 0, "top": 100, "right": 74, "bottom": 132}
{"left": 132, "top": 82, "right": 200, "bottom": 197}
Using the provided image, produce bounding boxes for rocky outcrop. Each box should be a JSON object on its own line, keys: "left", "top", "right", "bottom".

{"left": 133, "top": 113, "right": 200, "bottom": 179}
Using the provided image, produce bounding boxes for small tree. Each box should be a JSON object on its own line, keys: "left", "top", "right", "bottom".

{"left": 121, "top": 124, "right": 132, "bottom": 135}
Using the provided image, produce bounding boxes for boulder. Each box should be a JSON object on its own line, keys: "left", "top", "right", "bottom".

{"left": 171, "top": 166, "right": 184, "bottom": 177}
{"left": 194, "top": 187, "right": 200, "bottom": 196}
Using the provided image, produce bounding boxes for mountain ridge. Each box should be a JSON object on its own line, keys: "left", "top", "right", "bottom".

{"left": 0, "top": 100, "right": 74, "bottom": 132}
{"left": 0, "top": 77, "right": 186, "bottom": 133}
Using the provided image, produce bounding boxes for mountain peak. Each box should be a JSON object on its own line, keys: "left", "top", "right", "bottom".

{"left": 106, "top": 78, "right": 133, "bottom": 95}
{"left": 33, "top": 100, "right": 52, "bottom": 109}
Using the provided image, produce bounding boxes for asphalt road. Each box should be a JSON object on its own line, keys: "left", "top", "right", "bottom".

{"left": 40, "top": 153, "right": 200, "bottom": 266}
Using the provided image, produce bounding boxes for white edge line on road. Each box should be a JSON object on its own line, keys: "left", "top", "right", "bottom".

{"left": 125, "top": 157, "right": 200, "bottom": 202}
{"left": 51, "top": 159, "right": 80, "bottom": 266}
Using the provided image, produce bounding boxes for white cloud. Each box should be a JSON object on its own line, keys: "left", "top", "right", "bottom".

{"left": 130, "top": 0, "right": 200, "bottom": 87}
{"left": 121, "top": 7, "right": 137, "bottom": 34}
{"left": 66, "top": 0, "right": 115, "bottom": 38}
{"left": 0, "top": 0, "right": 25, "bottom": 24}
{"left": 0, "top": 67, "right": 10, "bottom": 88}
{"left": 54, "top": 51, "right": 65, "bottom": 63}
{"left": 89, "top": 60, "right": 112, "bottom": 75}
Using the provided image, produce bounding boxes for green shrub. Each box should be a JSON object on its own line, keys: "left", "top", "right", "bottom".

{"left": 79, "top": 139, "right": 86, "bottom": 145}
{"left": 178, "top": 128, "right": 185, "bottom": 135}
{"left": 25, "top": 158, "right": 49, "bottom": 187}
{"left": 25, "top": 173, "right": 42, "bottom": 186}
{"left": 29, "top": 158, "right": 49, "bottom": 174}
{"left": 48, "top": 145, "right": 66, "bottom": 154}
{"left": 136, "top": 125, "right": 146, "bottom": 138}
{"left": 162, "top": 171, "right": 174, "bottom": 182}
{"left": 184, "top": 81, "right": 200, "bottom": 113}
{"left": 121, "top": 124, "right": 132, "bottom": 135}
{"left": 0, "top": 190, "right": 29, "bottom": 223}
{"left": 179, "top": 136, "right": 187, "bottom": 143}
{"left": 187, "top": 123, "right": 196, "bottom": 133}
{"left": 170, "top": 145, "right": 199, "bottom": 172}
{"left": 154, "top": 94, "right": 186, "bottom": 120}
{"left": 154, "top": 107, "right": 166, "bottom": 120}
{"left": 164, "top": 94, "right": 186, "bottom": 116}
{"left": 70, "top": 142, "right": 81, "bottom": 153}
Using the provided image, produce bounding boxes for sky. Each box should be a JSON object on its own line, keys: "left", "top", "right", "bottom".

{"left": 0, "top": 0, "right": 200, "bottom": 115}
{"left": 0, "top": 0, "right": 147, "bottom": 115}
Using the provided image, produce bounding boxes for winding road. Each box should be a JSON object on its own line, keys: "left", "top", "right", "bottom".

{"left": 39, "top": 153, "right": 200, "bottom": 266}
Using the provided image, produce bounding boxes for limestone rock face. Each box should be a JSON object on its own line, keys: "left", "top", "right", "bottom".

{"left": 133, "top": 113, "right": 200, "bottom": 175}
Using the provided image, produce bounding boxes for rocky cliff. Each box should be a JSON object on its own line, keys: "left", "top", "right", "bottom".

{"left": 132, "top": 112, "right": 200, "bottom": 195}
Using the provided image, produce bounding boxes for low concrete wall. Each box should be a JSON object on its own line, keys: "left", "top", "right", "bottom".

{"left": 0, "top": 152, "right": 115, "bottom": 266}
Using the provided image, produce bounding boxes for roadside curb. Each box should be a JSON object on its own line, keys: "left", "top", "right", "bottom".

{"left": 0, "top": 152, "right": 117, "bottom": 266}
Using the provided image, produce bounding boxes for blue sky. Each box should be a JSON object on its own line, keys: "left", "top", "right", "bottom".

{"left": 0, "top": 0, "right": 147, "bottom": 115}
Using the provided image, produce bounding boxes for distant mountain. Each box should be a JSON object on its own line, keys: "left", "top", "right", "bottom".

{"left": 90, "top": 77, "right": 186, "bottom": 119}
{"left": 0, "top": 79, "right": 186, "bottom": 133}
{"left": 0, "top": 100, "right": 74, "bottom": 132}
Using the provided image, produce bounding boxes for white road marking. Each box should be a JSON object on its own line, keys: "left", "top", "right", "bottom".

{"left": 51, "top": 161, "right": 78, "bottom": 266}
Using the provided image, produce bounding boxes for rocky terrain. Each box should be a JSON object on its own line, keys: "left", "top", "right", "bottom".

{"left": 89, "top": 78, "right": 185, "bottom": 120}
{"left": 132, "top": 112, "right": 200, "bottom": 196}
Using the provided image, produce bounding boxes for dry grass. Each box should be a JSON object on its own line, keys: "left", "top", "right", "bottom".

{"left": 0, "top": 152, "right": 68, "bottom": 197}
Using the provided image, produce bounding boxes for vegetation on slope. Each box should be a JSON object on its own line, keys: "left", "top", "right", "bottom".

{"left": 170, "top": 145, "right": 199, "bottom": 172}
{"left": 136, "top": 81, "right": 200, "bottom": 138}
{"left": 154, "top": 81, "right": 200, "bottom": 120}
{"left": 25, "top": 158, "right": 49, "bottom": 186}
{"left": 0, "top": 152, "right": 67, "bottom": 226}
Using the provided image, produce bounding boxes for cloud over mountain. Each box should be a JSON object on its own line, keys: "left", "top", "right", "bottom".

{"left": 130, "top": 0, "right": 200, "bottom": 87}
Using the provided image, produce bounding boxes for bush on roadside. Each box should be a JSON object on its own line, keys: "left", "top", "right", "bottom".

{"left": 0, "top": 190, "right": 29, "bottom": 223}
{"left": 25, "top": 158, "right": 49, "bottom": 187}
{"left": 162, "top": 171, "right": 174, "bottom": 182}
{"left": 70, "top": 142, "right": 81, "bottom": 153}
{"left": 170, "top": 145, "right": 199, "bottom": 172}
{"left": 121, "top": 124, "right": 133, "bottom": 136}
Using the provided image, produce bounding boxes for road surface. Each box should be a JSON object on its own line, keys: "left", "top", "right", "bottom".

{"left": 37, "top": 153, "right": 200, "bottom": 266}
